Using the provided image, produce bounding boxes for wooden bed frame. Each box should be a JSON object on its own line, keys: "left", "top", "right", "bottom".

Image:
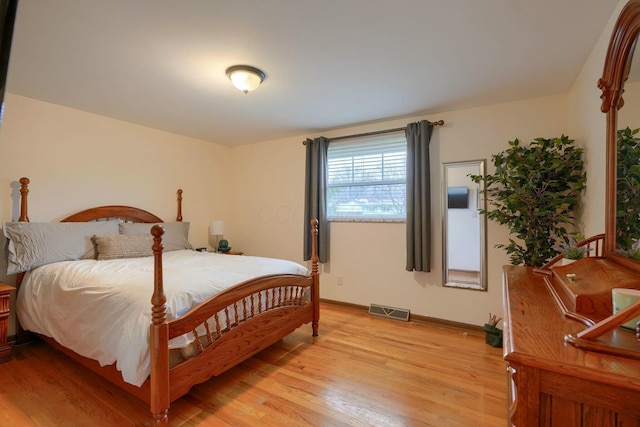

{"left": 13, "top": 177, "right": 320, "bottom": 425}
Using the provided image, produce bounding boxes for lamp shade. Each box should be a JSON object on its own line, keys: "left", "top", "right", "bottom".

{"left": 225, "top": 65, "right": 265, "bottom": 94}
{"left": 209, "top": 220, "right": 224, "bottom": 235}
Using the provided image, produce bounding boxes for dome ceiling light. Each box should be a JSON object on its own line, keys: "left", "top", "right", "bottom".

{"left": 225, "top": 65, "right": 266, "bottom": 94}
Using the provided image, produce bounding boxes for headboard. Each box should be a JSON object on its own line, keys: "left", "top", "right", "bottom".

{"left": 12, "top": 177, "right": 183, "bottom": 344}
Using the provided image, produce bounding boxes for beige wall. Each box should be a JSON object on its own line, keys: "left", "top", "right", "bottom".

{"left": 0, "top": 93, "right": 232, "bottom": 242}
{"left": 231, "top": 95, "right": 569, "bottom": 326}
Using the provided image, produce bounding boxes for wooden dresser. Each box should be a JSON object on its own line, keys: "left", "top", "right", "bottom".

{"left": 501, "top": 2, "right": 640, "bottom": 425}
{"left": 503, "top": 265, "right": 640, "bottom": 426}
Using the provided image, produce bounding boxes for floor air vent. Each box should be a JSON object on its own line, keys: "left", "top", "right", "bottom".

{"left": 368, "top": 304, "right": 410, "bottom": 322}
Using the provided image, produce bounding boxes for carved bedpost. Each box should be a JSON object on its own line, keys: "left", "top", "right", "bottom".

{"left": 311, "top": 219, "right": 319, "bottom": 337}
{"left": 15, "top": 177, "right": 31, "bottom": 344}
{"left": 18, "top": 177, "right": 29, "bottom": 222}
{"left": 176, "top": 189, "right": 183, "bottom": 222}
{"left": 149, "top": 225, "right": 169, "bottom": 426}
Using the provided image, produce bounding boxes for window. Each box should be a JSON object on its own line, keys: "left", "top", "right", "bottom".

{"left": 327, "top": 131, "right": 406, "bottom": 221}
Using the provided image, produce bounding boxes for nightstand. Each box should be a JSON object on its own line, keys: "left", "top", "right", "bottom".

{"left": 0, "top": 282, "right": 15, "bottom": 363}
{"left": 222, "top": 251, "right": 244, "bottom": 255}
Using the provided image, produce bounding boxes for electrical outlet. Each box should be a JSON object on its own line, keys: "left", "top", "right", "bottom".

{"left": 336, "top": 275, "right": 343, "bottom": 286}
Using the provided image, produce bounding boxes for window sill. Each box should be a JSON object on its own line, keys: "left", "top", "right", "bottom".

{"left": 328, "top": 218, "right": 406, "bottom": 224}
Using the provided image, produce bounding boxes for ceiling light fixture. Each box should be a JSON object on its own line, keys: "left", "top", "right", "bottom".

{"left": 225, "top": 65, "right": 266, "bottom": 94}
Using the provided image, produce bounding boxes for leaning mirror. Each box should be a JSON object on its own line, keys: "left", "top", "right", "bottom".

{"left": 442, "top": 160, "right": 487, "bottom": 290}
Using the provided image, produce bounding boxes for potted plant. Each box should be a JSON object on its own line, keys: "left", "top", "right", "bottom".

{"left": 554, "top": 234, "right": 592, "bottom": 264}
{"left": 617, "top": 239, "right": 640, "bottom": 261}
{"left": 470, "top": 135, "right": 586, "bottom": 267}
{"left": 484, "top": 313, "right": 503, "bottom": 348}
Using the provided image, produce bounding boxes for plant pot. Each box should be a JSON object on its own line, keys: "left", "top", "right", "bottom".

{"left": 561, "top": 258, "right": 577, "bottom": 266}
{"left": 483, "top": 324, "right": 503, "bottom": 348}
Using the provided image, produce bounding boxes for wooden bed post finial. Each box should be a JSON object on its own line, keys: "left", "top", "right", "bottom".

{"left": 19, "top": 177, "right": 30, "bottom": 222}
{"left": 176, "top": 189, "right": 183, "bottom": 222}
{"left": 149, "top": 224, "right": 169, "bottom": 425}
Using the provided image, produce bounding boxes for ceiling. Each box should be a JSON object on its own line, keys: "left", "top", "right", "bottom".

{"left": 5, "top": 0, "right": 620, "bottom": 146}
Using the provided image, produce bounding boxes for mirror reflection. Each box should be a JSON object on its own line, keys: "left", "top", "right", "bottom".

{"left": 616, "top": 35, "right": 640, "bottom": 254}
{"left": 442, "top": 160, "right": 487, "bottom": 290}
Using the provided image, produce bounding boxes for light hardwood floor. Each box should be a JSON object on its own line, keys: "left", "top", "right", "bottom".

{"left": 0, "top": 303, "right": 507, "bottom": 426}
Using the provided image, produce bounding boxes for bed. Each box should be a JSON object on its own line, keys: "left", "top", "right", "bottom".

{"left": 7, "top": 177, "right": 320, "bottom": 425}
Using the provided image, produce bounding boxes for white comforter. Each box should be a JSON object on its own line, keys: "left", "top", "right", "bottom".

{"left": 16, "top": 250, "right": 309, "bottom": 386}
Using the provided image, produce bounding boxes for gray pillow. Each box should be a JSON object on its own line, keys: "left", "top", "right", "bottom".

{"left": 3, "top": 221, "right": 119, "bottom": 274}
{"left": 118, "top": 222, "right": 192, "bottom": 252}
{"left": 93, "top": 234, "right": 153, "bottom": 260}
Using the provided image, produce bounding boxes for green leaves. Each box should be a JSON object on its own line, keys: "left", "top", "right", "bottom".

{"left": 616, "top": 127, "right": 640, "bottom": 252}
{"left": 470, "top": 135, "right": 586, "bottom": 267}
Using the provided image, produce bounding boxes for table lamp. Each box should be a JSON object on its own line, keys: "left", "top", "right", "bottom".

{"left": 209, "top": 220, "right": 224, "bottom": 252}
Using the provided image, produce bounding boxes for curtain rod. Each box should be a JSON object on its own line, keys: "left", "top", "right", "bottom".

{"left": 302, "top": 120, "right": 444, "bottom": 145}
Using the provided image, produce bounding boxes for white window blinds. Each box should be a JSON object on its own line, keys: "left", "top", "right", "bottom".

{"left": 327, "top": 131, "right": 406, "bottom": 221}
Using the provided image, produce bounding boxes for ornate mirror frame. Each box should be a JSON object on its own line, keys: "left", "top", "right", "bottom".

{"left": 600, "top": 0, "right": 640, "bottom": 270}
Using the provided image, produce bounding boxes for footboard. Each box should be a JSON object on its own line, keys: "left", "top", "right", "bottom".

{"left": 168, "top": 273, "right": 315, "bottom": 400}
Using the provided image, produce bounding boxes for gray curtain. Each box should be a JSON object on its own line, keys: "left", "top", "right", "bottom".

{"left": 405, "top": 121, "right": 433, "bottom": 272}
{"left": 304, "top": 137, "right": 329, "bottom": 263}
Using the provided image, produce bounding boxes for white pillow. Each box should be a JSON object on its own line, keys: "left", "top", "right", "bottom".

{"left": 118, "top": 222, "right": 192, "bottom": 252}
{"left": 3, "top": 221, "right": 119, "bottom": 274}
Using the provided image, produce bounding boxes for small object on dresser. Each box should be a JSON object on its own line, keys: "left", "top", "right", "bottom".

{"left": 217, "top": 239, "right": 231, "bottom": 253}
